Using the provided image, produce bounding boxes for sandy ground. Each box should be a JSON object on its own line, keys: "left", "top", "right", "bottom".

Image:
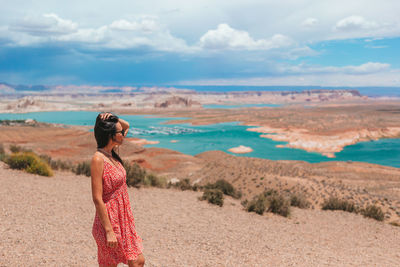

{"left": 1, "top": 162, "right": 400, "bottom": 267}
{"left": 1, "top": 124, "right": 400, "bottom": 223}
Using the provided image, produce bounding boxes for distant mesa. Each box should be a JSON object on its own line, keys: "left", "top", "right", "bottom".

{"left": 228, "top": 145, "right": 253, "bottom": 154}
{"left": 5, "top": 96, "right": 51, "bottom": 112}
{"left": 154, "top": 96, "right": 201, "bottom": 108}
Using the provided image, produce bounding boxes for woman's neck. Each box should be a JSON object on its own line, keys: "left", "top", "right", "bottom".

{"left": 98, "top": 146, "right": 114, "bottom": 157}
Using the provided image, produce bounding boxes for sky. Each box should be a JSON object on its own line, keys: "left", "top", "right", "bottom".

{"left": 0, "top": 0, "right": 400, "bottom": 87}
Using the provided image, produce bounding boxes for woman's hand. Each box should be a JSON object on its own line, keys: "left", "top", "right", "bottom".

{"left": 106, "top": 230, "right": 118, "bottom": 248}
{"left": 100, "top": 112, "right": 113, "bottom": 121}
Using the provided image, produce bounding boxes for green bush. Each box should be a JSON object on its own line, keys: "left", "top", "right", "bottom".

{"left": 246, "top": 194, "right": 267, "bottom": 215}
{"left": 322, "top": 197, "right": 358, "bottom": 213}
{"left": 9, "top": 144, "right": 21, "bottom": 153}
{"left": 124, "top": 161, "right": 165, "bottom": 188}
{"left": 201, "top": 189, "right": 224, "bottom": 207}
{"left": 268, "top": 194, "right": 290, "bottom": 217}
{"left": 52, "top": 159, "right": 73, "bottom": 171}
{"left": 263, "top": 189, "right": 278, "bottom": 197}
{"left": 26, "top": 160, "right": 53, "bottom": 176}
{"left": 171, "top": 178, "right": 193, "bottom": 190}
{"left": 39, "top": 154, "right": 73, "bottom": 171}
{"left": 6, "top": 152, "right": 53, "bottom": 177}
{"left": 125, "top": 162, "right": 147, "bottom": 188}
{"left": 9, "top": 144, "right": 31, "bottom": 153}
{"left": 205, "top": 179, "right": 242, "bottom": 199}
{"left": 362, "top": 205, "right": 384, "bottom": 221}
{"left": 6, "top": 152, "right": 35, "bottom": 169}
{"left": 144, "top": 173, "right": 166, "bottom": 188}
{"left": 0, "top": 143, "right": 5, "bottom": 161}
{"left": 290, "top": 193, "right": 310, "bottom": 209}
{"left": 74, "top": 161, "right": 91, "bottom": 177}
{"left": 246, "top": 189, "right": 291, "bottom": 217}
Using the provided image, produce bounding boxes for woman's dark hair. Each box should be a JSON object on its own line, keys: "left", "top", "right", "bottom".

{"left": 94, "top": 112, "right": 123, "bottom": 164}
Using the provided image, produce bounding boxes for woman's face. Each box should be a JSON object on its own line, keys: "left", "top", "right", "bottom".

{"left": 113, "top": 122, "right": 125, "bottom": 145}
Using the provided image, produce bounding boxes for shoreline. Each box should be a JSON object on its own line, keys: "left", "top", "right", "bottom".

{"left": 1, "top": 109, "right": 400, "bottom": 168}
{"left": 246, "top": 125, "right": 400, "bottom": 158}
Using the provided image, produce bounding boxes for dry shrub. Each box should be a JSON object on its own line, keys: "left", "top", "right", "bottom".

{"left": 246, "top": 194, "right": 267, "bottom": 215}
{"left": 246, "top": 189, "right": 291, "bottom": 217}
{"left": 6, "top": 152, "right": 53, "bottom": 177}
{"left": 74, "top": 161, "right": 91, "bottom": 177}
{"left": 205, "top": 179, "right": 242, "bottom": 199}
{"left": 290, "top": 193, "right": 310, "bottom": 209}
{"left": 361, "top": 205, "right": 384, "bottom": 221}
{"left": 0, "top": 143, "right": 5, "bottom": 161}
{"left": 125, "top": 162, "right": 146, "bottom": 188}
{"left": 39, "top": 154, "right": 73, "bottom": 171}
{"left": 321, "top": 197, "right": 358, "bottom": 213}
{"left": 9, "top": 144, "right": 31, "bottom": 153}
{"left": 125, "top": 161, "right": 165, "bottom": 188}
{"left": 170, "top": 178, "right": 194, "bottom": 191}
{"left": 144, "top": 173, "right": 166, "bottom": 188}
{"left": 389, "top": 222, "right": 400, "bottom": 227}
{"left": 268, "top": 194, "right": 291, "bottom": 217}
{"left": 201, "top": 189, "right": 224, "bottom": 207}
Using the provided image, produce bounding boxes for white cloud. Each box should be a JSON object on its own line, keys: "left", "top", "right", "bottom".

{"left": 5, "top": 14, "right": 192, "bottom": 52}
{"left": 177, "top": 69, "right": 400, "bottom": 87}
{"left": 56, "top": 26, "right": 108, "bottom": 44}
{"left": 302, "top": 18, "right": 318, "bottom": 28}
{"left": 199, "top": 23, "right": 292, "bottom": 50}
{"left": 334, "top": 16, "right": 378, "bottom": 31}
{"left": 328, "top": 15, "right": 400, "bottom": 40}
{"left": 283, "top": 46, "right": 319, "bottom": 60}
{"left": 9, "top": 13, "right": 78, "bottom": 36}
{"left": 1, "top": 1, "right": 400, "bottom": 44}
{"left": 109, "top": 17, "right": 160, "bottom": 33}
{"left": 284, "top": 62, "right": 390, "bottom": 75}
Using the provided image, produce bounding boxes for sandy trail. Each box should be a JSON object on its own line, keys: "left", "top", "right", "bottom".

{"left": 1, "top": 162, "right": 399, "bottom": 267}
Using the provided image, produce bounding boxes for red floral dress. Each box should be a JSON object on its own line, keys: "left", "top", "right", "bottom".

{"left": 92, "top": 159, "right": 143, "bottom": 265}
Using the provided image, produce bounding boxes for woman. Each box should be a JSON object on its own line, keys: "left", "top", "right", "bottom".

{"left": 91, "top": 112, "right": 145, "bottom": 267}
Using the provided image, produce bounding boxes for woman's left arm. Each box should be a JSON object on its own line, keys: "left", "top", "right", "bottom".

{"left": 118, "top": 117, "right": 130, "bottom": 136}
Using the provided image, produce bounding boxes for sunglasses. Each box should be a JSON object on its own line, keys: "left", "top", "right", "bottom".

{"left": 115, "top": 129, "right": 126, "bottom": 136}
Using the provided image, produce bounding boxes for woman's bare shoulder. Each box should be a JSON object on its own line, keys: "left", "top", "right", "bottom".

{"left": 92, "top": 152, "right": 104, "bottom": 165}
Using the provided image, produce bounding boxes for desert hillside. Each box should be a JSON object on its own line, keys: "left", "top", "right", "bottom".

{"left": 1, "top": 162, "right": 400, "bottom": 266}
{"left": 1, "top": 123, "right": 400, "bottom": 223}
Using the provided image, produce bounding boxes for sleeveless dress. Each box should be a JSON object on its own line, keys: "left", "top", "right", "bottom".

{"left": 92, "top": 158, "right": 143, "bottom": 265}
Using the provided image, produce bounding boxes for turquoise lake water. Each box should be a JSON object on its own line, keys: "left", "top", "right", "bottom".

{"left": 0, "top": 111, "right": 399, "bottom": 168}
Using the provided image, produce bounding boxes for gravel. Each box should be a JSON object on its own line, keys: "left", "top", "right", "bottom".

{"left": 1, "top": 162, "right": 399, "bottom": 266}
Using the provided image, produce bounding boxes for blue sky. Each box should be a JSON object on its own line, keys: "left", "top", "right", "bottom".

{"left": 0, "top": 0, "right": 400, "bottom": 87}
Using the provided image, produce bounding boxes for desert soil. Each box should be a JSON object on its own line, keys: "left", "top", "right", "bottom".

{"left": 1, "top": 123, "right": 400, "bottom": 223}
{"left": 1, "top": 162, "right": 400, "bottom": 267}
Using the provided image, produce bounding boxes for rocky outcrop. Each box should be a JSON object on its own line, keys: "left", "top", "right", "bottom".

{"left": 5, "top": 97, "right": 51, "bottom": 112}
{"left": 154, "top": 96, "right": 201, "bottom": 108}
